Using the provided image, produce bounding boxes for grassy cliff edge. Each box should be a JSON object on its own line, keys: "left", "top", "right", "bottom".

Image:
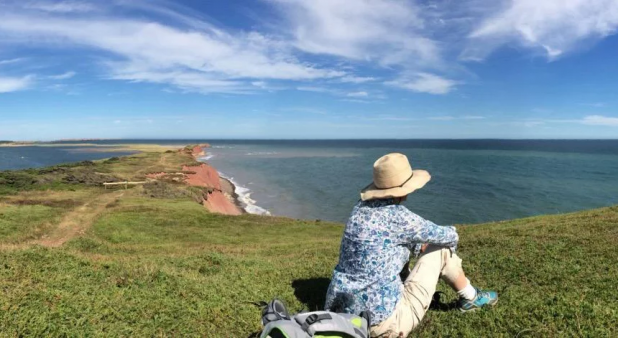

{"left": 0, "top": 149, "right": 616, "bottom": 337}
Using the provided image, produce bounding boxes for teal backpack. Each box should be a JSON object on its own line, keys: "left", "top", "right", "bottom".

{"left": 259, "top": 299, "right": 371, "bottom": 338}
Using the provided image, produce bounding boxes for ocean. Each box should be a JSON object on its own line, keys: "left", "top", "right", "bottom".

{"left": 0, "top": 146, "right": 135, "bottom": 171}
{"left": 204, "top": 140, "right": 618, "bottom": 225}
{"left": 2, "top": 140, "right": 618, "bottom": 225}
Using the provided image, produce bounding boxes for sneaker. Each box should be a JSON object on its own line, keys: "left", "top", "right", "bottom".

{"left": 458, "top": 288, "right": 498, "bottom": 312}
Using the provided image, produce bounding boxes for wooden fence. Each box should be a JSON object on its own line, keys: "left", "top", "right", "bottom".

{"left": 103, "top": 181, "right": 148, "bottom": 189}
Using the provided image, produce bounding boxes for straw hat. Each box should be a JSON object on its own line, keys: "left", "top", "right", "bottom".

{"left": 360, "top": 153, "right": 431, "bottom": 201}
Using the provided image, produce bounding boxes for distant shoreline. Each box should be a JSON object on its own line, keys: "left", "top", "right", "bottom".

{"left": 0, "top": 142, "right": 179, "bottom": 152}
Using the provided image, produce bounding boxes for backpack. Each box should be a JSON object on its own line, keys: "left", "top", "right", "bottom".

{"left": 259, "top": 299, "right": 371, "bottom": 338}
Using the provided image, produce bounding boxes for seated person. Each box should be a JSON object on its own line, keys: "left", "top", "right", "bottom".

{"left": 325, "top": 153, "right": 498, "bottom": 338}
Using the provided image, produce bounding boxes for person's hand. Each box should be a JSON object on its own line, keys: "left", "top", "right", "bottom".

{"left": 420, "top": 243, "right": 429, "bottom": 253}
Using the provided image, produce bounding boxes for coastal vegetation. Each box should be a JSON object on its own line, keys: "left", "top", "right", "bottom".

{"left": 0, "top": 148, "right": 616, "bottom": 336}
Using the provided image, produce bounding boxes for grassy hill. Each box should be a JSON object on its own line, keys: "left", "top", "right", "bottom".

{"left": 0, "top": 150, "right": 617, "bottom": 337}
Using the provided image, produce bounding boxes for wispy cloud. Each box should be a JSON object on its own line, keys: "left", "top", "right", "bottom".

{"left": 296, "top": 86, "right": 332, "bottom": 93}
{"left": 0, "top": 0, "right": 616, "bottom": 99}
{"left": 426, "top": 115, "right": 487, "bottom": 121}
{"left": 498, "top": 115, "right": 618, "bottom": 128}
{"left": 338, "top": 76, "right": 377, "bottom": 84}
{"left": 0, "top": 3, "right": 344, "bottom": 94}
{"left": 269, "top": 0, "right": 440, "bottom": 68}
{"left": 346, "top": 91, "right": 368, "bottom": 98}
{"left": 581, "top": 115, "right": 618, "bottom": 126}
{"left": 24, "top": 1, "right": 97, "bottom": 13}
{"left": 465, "top": 0, "right": 618, "bottom": 61}
{"left": 0, "top": 58, "right": 25, "bottom": 66}
{"left": 48, "top": 71, "right": 76, "bottom": 80}
{"left": 386, "top": 73, "right": 458, "bottom": 95}
{"left": 0, "top": 75, "right": 34, "bottom": 93}
{"left": 429, "top": 116, "right": 455, "bottom": 121}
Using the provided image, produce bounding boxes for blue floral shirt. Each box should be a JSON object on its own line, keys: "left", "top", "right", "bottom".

{"left": 324, "top": 198, "right": 459, "bottom": 324}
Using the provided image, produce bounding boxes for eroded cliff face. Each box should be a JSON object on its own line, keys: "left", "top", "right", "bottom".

{"left": 191, "top": 145, "right": 206, "bottom": 157}
{"left": 182, "top": 164, "right": 242, "bottom": 216}
{"left": 182, "top": 164, "right": 221, "bottom": 189}
{"left": 147, "top": 145, "right": 242, "bottom": 216}
{"left": 179, "top": 144, "right": 210, "bottom": 158}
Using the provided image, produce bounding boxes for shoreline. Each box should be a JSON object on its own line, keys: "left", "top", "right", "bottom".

{"left": 218, "top": 172, "right": 271, "bottom": 216}
{"left": 218, "top": 175, "right": 247, "bottom": 215}
{"left": 1, "top": 142, "right": 254, "bottom": 217}
{"left": 194, "top": 148, "right": 270, "bottom": 216}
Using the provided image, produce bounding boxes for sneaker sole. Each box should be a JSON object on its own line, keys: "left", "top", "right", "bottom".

{"left": 459, "top": 297, "right": 499, "bottom": 313}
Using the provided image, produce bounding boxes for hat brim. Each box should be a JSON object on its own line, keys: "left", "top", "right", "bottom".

{"left": 360, "top": 169, "right": 431, "bottom": 201}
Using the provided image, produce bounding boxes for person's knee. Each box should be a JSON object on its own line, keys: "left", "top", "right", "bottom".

{"left": 440, "top": 249, "right": 463, "bottom": 283}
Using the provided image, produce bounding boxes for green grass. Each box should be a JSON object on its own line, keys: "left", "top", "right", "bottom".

{"left": 0, "top": 149, "right": 616, "bottom": 337}
{"left": 0, "top": 150, "right": 198, "bottom": 196}
{"left": 1, "top": 200, "right": 617, "bottom": 336}
{"left": 0, "top": 205, "right": 64, "bottom": 242}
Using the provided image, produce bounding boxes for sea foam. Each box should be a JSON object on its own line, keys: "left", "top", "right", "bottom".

{"left": 197, "top": 154, "right": 269, "bottom": 215}
{"left": 218, "top": 172, "right": 271, "bottom": 216}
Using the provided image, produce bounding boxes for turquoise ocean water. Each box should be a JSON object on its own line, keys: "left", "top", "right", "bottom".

{"left": 204, "top": 140, "right": 618, "bottom": 225}
{"left": 2, "top": 140, "right": 618, "bottom": 225}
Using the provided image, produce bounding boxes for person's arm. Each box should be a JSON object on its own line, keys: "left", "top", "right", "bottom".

{"left": 398, "top": 207, "right": 459, "bottom": 254}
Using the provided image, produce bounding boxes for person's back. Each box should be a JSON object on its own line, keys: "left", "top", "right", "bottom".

{"left": 325, "top": 199, "right": 414, "bottom": 321}
{"left": 324, "top": 153, "right": 498, "bottom": 338}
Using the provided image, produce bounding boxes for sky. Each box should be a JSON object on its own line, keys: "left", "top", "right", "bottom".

{"left": 0, "top": 0, "right": 617, "bottom": 140}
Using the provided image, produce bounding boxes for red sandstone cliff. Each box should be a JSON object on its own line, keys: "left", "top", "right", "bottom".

{"left": 148, "top": 145, "right": 242, "bottom": 216}
{"left": 179, "top": 144, "right": 210, "bottom": 158}
{"left": 182, "top": 163, "right": 242, "bottom": 216}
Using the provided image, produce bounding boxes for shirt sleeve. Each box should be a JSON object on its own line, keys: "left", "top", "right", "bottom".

{"left": 397, "top": 206, "right": 459, "bottom": 253}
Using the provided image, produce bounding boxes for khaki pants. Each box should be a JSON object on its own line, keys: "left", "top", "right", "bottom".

{"left": 370, "top": 246, "right": 463, "bottom": 338}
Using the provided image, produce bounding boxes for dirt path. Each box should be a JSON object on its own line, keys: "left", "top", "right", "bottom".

{"left": 34, "top": 190, "right": 125, "bottom": 248}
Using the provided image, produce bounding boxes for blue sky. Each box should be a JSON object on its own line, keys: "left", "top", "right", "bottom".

{"left": 0, "top": 0, "right": 617, "bottom": 140}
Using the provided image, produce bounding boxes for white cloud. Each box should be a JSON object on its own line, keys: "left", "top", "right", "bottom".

{"left": 429, "top": 116, "right": 455, "bottom": 121}
{"left": 269, "top": 0, "right": 441, "bottom": 67}
{"left": 0, "top": 8, "right": 344, "bottom": 94}
{"left": 465, "top": 0, "right": 618, "bottom": 60}
{"left": 0, "top": 75, "right": 34, "bottom": 93}
{"left": 296, "top": 86, "right": 331, "bottom": 93}
{"left": 386, "top": 73, "right": 458, "bottom": 95}
{"left": 48, "top": 71, "right": 76, "bottom": 80}
{"left": 581, "top": 115, "right": 618, "bottom": 126}
{"left": 0, "top": 58, "right": 25, "bottom": 66}
{"left": 23, "top": 1, "right": 97, "bottom": 13}
{"left": 463, "top": 115, "right": 486, "bottom": 120}
{"left": 1, "top": 0, "right": 616, "bottom": 98}
{"left": 347, "top": 91, "right": 368, "bottom": 98}
{"left": 251, "top": 81, "right": 267, "bottom": 88}
{"left": 339, "top": 75, "right": 376, "bottom": 83}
